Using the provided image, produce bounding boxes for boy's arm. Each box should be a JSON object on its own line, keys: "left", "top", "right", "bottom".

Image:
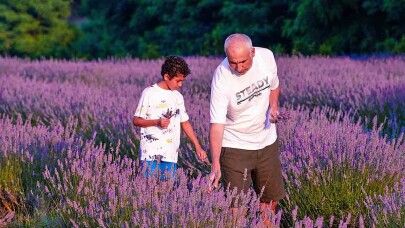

{"left": 180, "top": 121, "right": 208, "bottom": 162}
{"left": 133, "top": 116, "right": 170, "bottom": 129}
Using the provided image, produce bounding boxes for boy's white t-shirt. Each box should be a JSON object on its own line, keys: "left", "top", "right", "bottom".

{"left": 134, "top": 84, "right": 189, "bottom": 163}
{"left": 210, "top": 47, "right": 279, "bottom": 150}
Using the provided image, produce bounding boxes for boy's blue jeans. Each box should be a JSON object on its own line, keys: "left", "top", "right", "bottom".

{"left": 142, "top": 160, "right": 177, "bottom": 180}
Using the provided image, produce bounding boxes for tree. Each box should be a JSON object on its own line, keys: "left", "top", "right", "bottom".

{"left": 72, "top": 0, "right": 292, "bottom": 58}
{"left": 283, "top": 0, "right": 405, "bottom": 55}
{"left": 0, "top": 0, "right": 76, "bottom": 58}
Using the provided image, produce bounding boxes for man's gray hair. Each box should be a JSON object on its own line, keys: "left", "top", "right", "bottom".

{"left": 224, "top": 34, "right": 253, "bottom": 52}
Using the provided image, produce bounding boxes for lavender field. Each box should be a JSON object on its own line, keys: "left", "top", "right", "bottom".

{"left": 0, "top": 56, "right": 404, "bottom": 227}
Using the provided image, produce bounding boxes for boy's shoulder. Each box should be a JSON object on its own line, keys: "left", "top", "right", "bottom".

{"left": 170, "top": 89, "right": 184, "bottom": 99}
{"left": 142, "top": 84, "right": 184, "bottom": 99}
{"left": 141, "top": 84, "right": 158, "bottom": 94}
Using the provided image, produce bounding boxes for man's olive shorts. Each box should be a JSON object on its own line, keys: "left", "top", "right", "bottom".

{"left": 220, "top": 139, "right": 285, "bottom": 204}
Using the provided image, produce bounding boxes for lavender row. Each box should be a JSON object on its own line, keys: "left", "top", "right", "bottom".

{"left": 1, "top": 56, "right": 404, "bottom": 149}
{"left": 276, "top": 107, "right": 404, "bottom": 225}
{"left": 0, "top": 114, "right": 264, "bottom": 226}
{"left": 0, "top": 56, "right": 218, "bottom": 154}
{"left": 277, "top": 56, "right": 405, "bottom": 136}
{"left": 1, "top": 56, "right": 404, "bottom": 137}
{"left": 2, "top": 104, "right": 403, "bottom": 226}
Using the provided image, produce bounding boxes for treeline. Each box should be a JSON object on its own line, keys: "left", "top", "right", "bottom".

{"left": 1, "top": 0, "right": 404, "bottom": 59}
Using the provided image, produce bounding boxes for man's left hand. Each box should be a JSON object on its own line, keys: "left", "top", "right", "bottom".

{"left": 269, "top": 108, "right": 279, "bottom": 123}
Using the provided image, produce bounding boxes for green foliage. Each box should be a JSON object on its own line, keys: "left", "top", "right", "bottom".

{"left": 71, "top": 0, "right": 292, "bottom": 58}
{"left": 0, "top": 0, "right": 76, "bottom": 58}
{"left": 0, "top": 154, "right": 39, "bottom": 222}
{"left": 394, "top": 36, "right": 405, "bottom": 54}
{"left": 319, "top": 42, "right": 333, "bottom": 55}
{"left": 0, "top": 155, "right": 24, "bottom": 197}
{"left": 282, "top": 163, "right": 402, "bottom": 226}
{"left": 1, "top": 0, "right": 405, "bottom": 58}
{"left": 71, "top": 17, "right": 123, "bottom": 59}
{"left": 283, "top": 0, "right": 405, "bottom": 55}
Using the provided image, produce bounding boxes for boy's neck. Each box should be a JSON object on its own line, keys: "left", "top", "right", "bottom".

{"left": 157, "top": 81, "right": 170, "bottom": 90}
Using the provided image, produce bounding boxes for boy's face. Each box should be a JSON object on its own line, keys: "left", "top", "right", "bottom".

{"left": 164, "top": 73, "right": 185, "bottom": 90}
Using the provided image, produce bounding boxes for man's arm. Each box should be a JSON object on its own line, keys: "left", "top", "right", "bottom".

{"left": 133, "top": 116, "right": 169, "bottom": 128}
{"left": 209, "top": 123, "right": 225, "bottom": 190}
{"left": 181, "top": 121, "right": 207, "bottom": 161}
{"left": 269, "top": 86, "right": 280, "bottom": 122}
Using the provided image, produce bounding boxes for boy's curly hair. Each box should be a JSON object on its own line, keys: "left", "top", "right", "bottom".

{"left": 161, "top": 56, "right": 191, "bottom": 79}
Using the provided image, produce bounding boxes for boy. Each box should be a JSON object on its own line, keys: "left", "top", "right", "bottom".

{"left": 133, "top": 56, "right": 207, "bottom": 178}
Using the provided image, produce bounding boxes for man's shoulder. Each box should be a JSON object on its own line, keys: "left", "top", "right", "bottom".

{"left": 254, "top": 47, "right": 274, "bottom": 59}
{"left": 213, "top": 58, "right": 231, "bottom": 78}
{"left": 216, "top": 58, "right": 229, "bottom": 69}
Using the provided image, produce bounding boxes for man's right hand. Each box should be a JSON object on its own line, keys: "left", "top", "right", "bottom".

{"left": 208, "top": 163, "right": 221, "bottom": 193}
{"left": 208, "top": 123, "right": 225, "bottom": 193}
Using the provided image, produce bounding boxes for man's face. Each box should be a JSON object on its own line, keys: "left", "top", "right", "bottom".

{"left": 226, "top": 46, "right": 255, "bottom": 75}
{"left": 164, "top": 73, "right": 185, "bottom": 90}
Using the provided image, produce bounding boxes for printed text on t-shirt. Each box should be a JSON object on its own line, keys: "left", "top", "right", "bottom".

{"left": 236, "top": 77, "right": 270, "bottom": 105}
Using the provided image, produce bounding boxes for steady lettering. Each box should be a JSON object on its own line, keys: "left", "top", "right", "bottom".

{"left": 236, "top": 77, "right": 270, "bottom": 105}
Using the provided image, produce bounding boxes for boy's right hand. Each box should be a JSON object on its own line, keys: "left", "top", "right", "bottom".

{"left": 159, "top": 118, "right": 170, "bottom": 129}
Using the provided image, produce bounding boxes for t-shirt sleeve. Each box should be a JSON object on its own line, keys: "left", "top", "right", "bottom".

{"left": 179, "top": 94, "right": 189, "bottom": 122}
{"left": 134, "top": 89, "right": 149, "bottom": 118}
{"left": 267, "top": 50, "right": 279, "bottom": 90}
{"left": 270, "top": 74, "right": 279, "bottom": 90}
{"left": 210, "top": 67, "right": 228, "bottom": 124}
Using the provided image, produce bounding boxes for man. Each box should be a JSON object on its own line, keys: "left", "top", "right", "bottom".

{"left": 209, "top": 34, "right": 285, "bottom": 222}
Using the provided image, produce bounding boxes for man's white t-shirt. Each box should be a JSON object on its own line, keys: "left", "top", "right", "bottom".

{"left": 210, "top": 47, "right": 279, "bottom": 150}
{"left": 134, "top": 84, "right": 189, "bottom": 162}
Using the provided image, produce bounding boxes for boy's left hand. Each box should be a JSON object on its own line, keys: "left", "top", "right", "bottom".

{"left": 196, "top": 147, "right": 209, "bottom": 163}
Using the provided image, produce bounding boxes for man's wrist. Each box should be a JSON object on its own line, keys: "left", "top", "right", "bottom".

{"left": 211, "top": 161, "right": 220, "bottom": 168}
{"left": 270, "top": 106, "right": 278, "bottom": 111}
